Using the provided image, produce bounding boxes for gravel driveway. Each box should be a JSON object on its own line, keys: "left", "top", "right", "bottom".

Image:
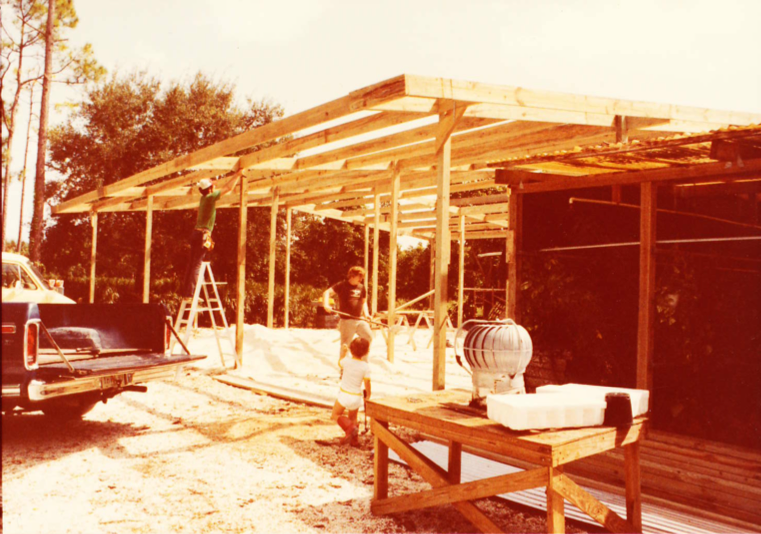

{"left": 2, "top": 369, "right": 586, "bottom": 534}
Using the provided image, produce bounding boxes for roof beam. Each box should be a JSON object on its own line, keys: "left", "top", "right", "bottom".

{"left": 403, "top": 74, "right": 761, "bottom": 125}
{"left": 518, "top": 158, "right": 761, "bottom": 194}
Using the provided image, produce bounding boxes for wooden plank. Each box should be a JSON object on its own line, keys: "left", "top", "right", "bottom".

{"left": 143, "top": 196, "right": 153, "bottom": 303}
{"left": 371, "top": 420, "right": 503, "bottom": 533}
{"left": 267, "top": 188, "right": 279, "bottom": 328}
{"left": 372, "top": 190, "right": 380, "bottom": 316}
{"left": 625, "top": 442, "right": 643, "bottom": 532}
{"left": 506, "top": 190, "right": 522, "bottom": 322}
{"left": 433, "top": 105, "right": 453, "bottom": 391}
{"left": 53, "top": 75, "right": 408, "bottom": 214}
{"left": 89, "top": 212, "right": 98, "bottom": 303}
{"left": 372, "top": 465, "right": 546, "bottom": 516}
{"left": 236, "top": 110, "right": 422, "bottom": 171}
{"left": 403, "top": 74, "right": 761, "bottom": 125}
{"left": 235, "top": 177, "right": 248, "bottom": 360}
{"left": 554, "top": 473, "right": 637, "bottom": 533}
{"left": 363, "top": 222, "right": 369, "bottom": 291}
{"left": 449, "top": 440, "right": 463, "bottom": 485}
{"left": 637, "top": 182, "right": 656, "bottom": 390}
{"left": 547, "top": 466, "right": 566, "bottom": 534}
{"left": 387, "top": 165, "right": 400, "bottom": 363}
{"left": 518, "top": 158, "right": 761, "bottom": 194}
{"left": 296, "top": 115, "right": 493, "bottom": 172}
{"left": 458, "top": 215, "right": 465, "bottom": 327}
{"left": 284, "top": 208, "right": 292, "bottom": 329}
{"left": 374, "top": 420, "right": 389, "bottom": 500}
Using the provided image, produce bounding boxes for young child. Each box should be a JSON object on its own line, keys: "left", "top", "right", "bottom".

{"left": 332, "top": 336, "right": 371, "bottom": 447}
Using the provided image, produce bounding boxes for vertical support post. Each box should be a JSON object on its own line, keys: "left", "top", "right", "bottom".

{"left": 89, "top": 211, "right": 98, "bottom": 303}
{"left": 387, "top": 165, "right": 400, "bottom": 363}
{"left": 429, "top": 237, "right": 435, "bottom": 309}
{"left": 267, "top": 188, "right": 279, "bottom": 329}
{"left": 547, "top": 466, "right": 566, "bottom": 534}
{"left": 235, "top": 176, "right": 248, "bottom": 359}
{"left": 506, "top": 188, "right": 523, "bottom": 322}
{"left": 448, "top": 440, "right": 462, "bottom": 485}
{"left": 373, "top": 420, "right": 389, "bottom": 500}
{"left": 284, "top": 207, "right": 292, "bottom": 330}
{"left": 372, "top": 189, "right": 380, "bottom": 316}
{"left": 143, "top": 195, "right": 153, "bottom": 303}
{"left": 433, "top": 107, "right": 454, "bottom": 391}
{"left": 613, "top": 116, "right": 628, "bottom": 204}
{"left": 637, "top": 182, "right": 657, "bottom": 391}
{"left": 363, "top": 223, "right": 369, "bottom": 290}
{"left": 457, "top": 214, "right": 465, "bottom": 327}
{"left": 624, "top": 442, "right": 643, "bottom": 532}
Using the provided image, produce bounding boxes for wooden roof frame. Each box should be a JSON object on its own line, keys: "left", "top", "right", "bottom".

{"left": 55, "top": 74, "right": 761, "bottom": 394}
{"left": 52, "top": 74, "right": 761, "bottom": 239}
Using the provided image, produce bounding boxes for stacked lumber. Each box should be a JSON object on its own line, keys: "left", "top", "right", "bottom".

{"left": 563, "top": 430, "right": 761, "bottom": 531}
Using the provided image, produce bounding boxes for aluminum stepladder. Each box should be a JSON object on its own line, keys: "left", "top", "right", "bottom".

{"left": 172, "top": 261, "right": 239, "bottom": 368}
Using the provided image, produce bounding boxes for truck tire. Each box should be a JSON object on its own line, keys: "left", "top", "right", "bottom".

{"left": 41, "top": 397, "right": 99, "bottom": 420}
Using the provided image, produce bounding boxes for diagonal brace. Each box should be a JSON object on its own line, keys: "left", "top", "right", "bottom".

{"left": 371, "top": 420, "right": 503, "bottom": 534}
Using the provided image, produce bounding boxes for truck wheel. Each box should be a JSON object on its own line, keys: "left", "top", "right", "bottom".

{"left": 41, "top": 398, "right": 99, "bottom": 420}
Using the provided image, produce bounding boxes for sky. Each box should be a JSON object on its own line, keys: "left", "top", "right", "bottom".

{"left": 4, "top": 0, "right": 761, "bottom": 244}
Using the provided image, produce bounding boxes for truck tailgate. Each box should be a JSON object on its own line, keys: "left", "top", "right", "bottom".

{"left": 37, "top": 353, "right": 207, "bottom": 377}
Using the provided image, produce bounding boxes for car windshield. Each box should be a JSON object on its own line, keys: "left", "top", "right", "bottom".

{"left": 26, "top": 260, "right": 48, "bottom": 285}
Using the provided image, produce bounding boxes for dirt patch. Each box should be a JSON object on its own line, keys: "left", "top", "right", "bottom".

{"left": 2, "top": 370, "right": 590, "bottom": 533}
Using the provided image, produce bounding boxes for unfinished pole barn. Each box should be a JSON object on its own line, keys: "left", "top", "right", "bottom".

{"left": 53, "top": 75, "right": 761, "bottom": 531}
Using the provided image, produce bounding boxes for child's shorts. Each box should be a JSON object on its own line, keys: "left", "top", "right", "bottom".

{"left": 336, "top": 389, "right": 363, "bottom": 411}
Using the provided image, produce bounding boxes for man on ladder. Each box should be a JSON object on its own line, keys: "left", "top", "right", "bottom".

{"left": 181, "top": 171, "right": 242, "bottom": 299}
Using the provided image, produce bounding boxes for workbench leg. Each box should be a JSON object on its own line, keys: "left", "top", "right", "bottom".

{"left": 624, "top": 441, "right": 643, "bottom": 532}
{"left": 448, "top": 440, "right": 462, "bottom": 485}
{"left": 547, "top": 467, "right": 565, "bottom": 534}
{"left": 374, "top": 420, "right": 389, "bottom": 500}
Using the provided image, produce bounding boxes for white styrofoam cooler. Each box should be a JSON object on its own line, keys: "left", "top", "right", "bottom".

{"left": 536, "top": 383, "right": 649, "bottom": 417}
{"left": 486, "top": 392, "right": 606, "bottom": 431}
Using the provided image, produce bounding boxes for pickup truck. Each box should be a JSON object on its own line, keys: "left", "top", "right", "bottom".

{"left": 2, "top": 253, "right": 206, "bottom": 419}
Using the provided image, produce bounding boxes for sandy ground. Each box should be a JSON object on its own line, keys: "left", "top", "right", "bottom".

{"left": 2, "top": 324, "right": 590, "bottom": 534}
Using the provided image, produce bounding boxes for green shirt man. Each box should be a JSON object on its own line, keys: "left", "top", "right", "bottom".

{"left": 180, "top": 173, "right": 242, "bottom": 298}
{"left": 196, "top": 189, "right": 222, "bottom": 231}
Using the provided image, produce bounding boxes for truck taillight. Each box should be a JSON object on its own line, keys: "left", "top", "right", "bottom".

{"left": 25, "top": 322, "right": 39, "bottom": 370}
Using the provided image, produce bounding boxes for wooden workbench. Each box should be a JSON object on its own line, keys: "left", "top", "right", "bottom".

{"left": 366, "top": 389, "right": 647, "bottom": 534}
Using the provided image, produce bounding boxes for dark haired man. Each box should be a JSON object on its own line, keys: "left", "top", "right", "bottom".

{"left": 323, "top": 266, "right": 373, "bottom": 363}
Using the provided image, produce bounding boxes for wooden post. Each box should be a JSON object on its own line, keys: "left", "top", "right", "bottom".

{"left": 448, "top": 441, "right": 462, "bottom": 485}
{"left": 364, "top": 223, "right": 369, "bottom": 290}
{"left": 547, "top": 466, "right": 566, "bottom": 533}
{"left": 387, "top": 165, "right": 400, "bottom": 363}
{"left": 506, "top": 188, "right": 523, "bottom": 322}
{"left": 372, "top": 189, "right": 380, "bottom": 316}
{"left": 284, "top": 207, "right": 292, "bottom": 330}
{"left": 429, "top": 237, "right": 435, "bottom": 309}
{"left": 612, "top": 116, "right": 628, "bottom": 204}
{"left": 373, "top": 421, "right": 389, "bottom": 500}
{"left": 89, "top": 211, "right": 98, "bottom": 303}
{"left": 267, "top": 188, "right": 279, "bottom": 328}
{"left": 624, "top": 442, "right": 643, "bottom": 532}
{"left": 235, "top": 177, "right": 248, "bottom": 360}
{"left": 143, "top": 195, "right": 153, "bottom": 303}
{"left": 457, "top": 214, "right": 465, "bottom": 327}
{"left": 433, "top": 107, "right": 454, "bottom": 391}
{"left": 637, "top": 182, "right": 657, "bottom": 391}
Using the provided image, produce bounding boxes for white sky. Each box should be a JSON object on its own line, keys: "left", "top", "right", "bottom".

{"left": 5, "top": 0, "right": 761, "bottom": 243}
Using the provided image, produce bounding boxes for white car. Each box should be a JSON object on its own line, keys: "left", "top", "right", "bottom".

{"left": 2, "top": 252, "right": 75, "bottom": 304}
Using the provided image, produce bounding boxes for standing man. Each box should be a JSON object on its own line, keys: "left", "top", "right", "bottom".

{"left": 181, "top": 171, "right": 242, "bottom": 299}
{"left": 323, "top": 266, "right": 373, "bottom": 363}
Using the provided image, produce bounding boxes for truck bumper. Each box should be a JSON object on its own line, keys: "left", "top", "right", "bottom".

{"left": 27, "top": 360, "right": 196, "bottom": 401}
{"left": 2, "top": 384, "right": 21, "bottom": 398}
